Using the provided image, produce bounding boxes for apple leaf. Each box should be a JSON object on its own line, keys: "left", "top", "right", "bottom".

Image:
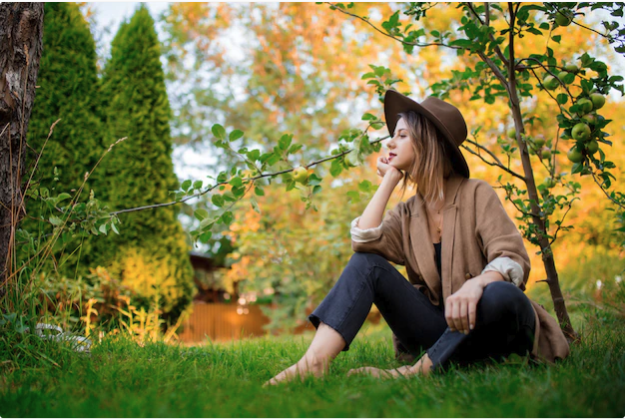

{"left": 212, "top": 124, "right": 226, "bottom": 140}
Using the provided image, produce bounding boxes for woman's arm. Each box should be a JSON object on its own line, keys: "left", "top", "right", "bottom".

{"left": 350, "top": 170, "right": 408, "bottom": 265}
{"left": 474, "top": 181, "right": 531, "bottom": 288}
{"left": 357, "top": 170, "right": 403, "bottom": 229}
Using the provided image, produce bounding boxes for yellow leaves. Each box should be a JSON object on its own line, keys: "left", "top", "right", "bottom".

{"left": 113, "top": 303, "right": 164, "bottom": 346}
{"left": 108, "top": 246, "right": 181, "bottom": 313}
{"left": 79, "top": 298, "right": 98, "bottom": 338}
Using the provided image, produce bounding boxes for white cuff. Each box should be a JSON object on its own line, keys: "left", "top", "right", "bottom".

{"left": 481, "top": 256, "right": 524, "bottom": 288}
{"left": 350, "top": 216, "right": 384, "bottom": 243}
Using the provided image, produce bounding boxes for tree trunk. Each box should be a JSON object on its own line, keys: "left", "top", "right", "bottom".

{"left": 509, "top": 99, "right": 578, "bottom": 343}
{"left": 506, "top": 3, "right": 577, "bottom": 342}
{"left": 0, "top": 3, "right": 45, "bottom": 300}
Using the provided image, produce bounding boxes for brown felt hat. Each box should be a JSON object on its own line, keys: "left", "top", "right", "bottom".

{"left": 383, "top": 90, "right": 470, "bottom": 178}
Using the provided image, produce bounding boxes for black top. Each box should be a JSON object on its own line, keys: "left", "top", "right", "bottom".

{"left": 434, "top": 241, "right": 442, "bottom": 279}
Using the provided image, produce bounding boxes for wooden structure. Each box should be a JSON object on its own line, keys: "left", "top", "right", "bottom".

{"left": 177, "top": 302, "right": 272, "bottom": 343}
{"left": 182, "top": 251, "right": 378, "bottom": 344}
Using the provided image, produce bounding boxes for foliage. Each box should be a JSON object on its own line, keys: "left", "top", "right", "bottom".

{"left": 0, "top": 258, "right": 187, "bottom": 358}
{"left": 92, "top": 4, "right": 195, "bottom": 324}
{"left": 21, "top": 2, "right": 106, "bottom": 280}
{"left": 107, "top": 247, "right": 189, "bottom": 315}
{"left": 160, "top": 3, "right": 407, "bottom": 149}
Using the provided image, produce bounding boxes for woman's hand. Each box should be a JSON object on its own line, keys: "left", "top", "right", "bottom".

{"left": 445, "top": 278, "right": 485, "bottom": 334}
{"left": 376, "top": 156, "right": 402, "bottom": 181}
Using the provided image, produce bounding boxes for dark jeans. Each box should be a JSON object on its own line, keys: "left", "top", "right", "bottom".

{"left": 308, "top": 252, "right": 536, "bottom": 372}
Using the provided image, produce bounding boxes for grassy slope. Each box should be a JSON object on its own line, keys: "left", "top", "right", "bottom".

{"left": 1, "top": 306, "right": 624, "bottom": 418}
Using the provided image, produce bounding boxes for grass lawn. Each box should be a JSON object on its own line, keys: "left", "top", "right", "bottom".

{"left": 1, "top": 305, "right": 624, "bottom": 418}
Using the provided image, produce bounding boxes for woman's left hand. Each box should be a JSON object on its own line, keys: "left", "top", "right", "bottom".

{"left": 445, "top": 277, "right": 485, "bottom": 335}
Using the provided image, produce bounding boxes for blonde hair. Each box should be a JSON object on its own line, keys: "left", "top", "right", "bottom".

{"left": 396, "top": 111, "right": 454, "bottom": 204}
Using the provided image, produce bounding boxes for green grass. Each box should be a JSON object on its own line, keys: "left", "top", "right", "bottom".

{"left": 1, "top": 307, "right": 624, "bottom": 418}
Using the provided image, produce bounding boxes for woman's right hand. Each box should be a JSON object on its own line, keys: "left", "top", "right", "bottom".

{"left": 376, "top": 156, "right": 402, "bottom": 182}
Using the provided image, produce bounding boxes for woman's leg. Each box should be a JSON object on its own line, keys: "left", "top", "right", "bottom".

{"left": 309, "top": 252, "right": 449, "bottom": 354}
{"left": 426, "top": 281, "right": 537, "bottom": 372}
{"left": 265, "top": 252, "right": 448, "bottom": 385}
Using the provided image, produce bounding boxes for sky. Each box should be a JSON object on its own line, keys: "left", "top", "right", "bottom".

{"left": 89, "top": 2, "right": 169, "bottom": 46}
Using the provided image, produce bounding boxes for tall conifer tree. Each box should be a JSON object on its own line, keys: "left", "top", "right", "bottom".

{"left": 23, "top": 2, "right": 105, "bottom": 279}
{"left": 97, "top": 5, "right": 194, "bottom": 322}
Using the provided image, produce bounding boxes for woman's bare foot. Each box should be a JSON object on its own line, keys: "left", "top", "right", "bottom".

{"left": 263, "top": 322, "right": 346, "bottom": 387}
{"left": 347, "top": 354, "right": 434, "bottom": 379}
{"left": 411, "top": 353, "right": 434, "bottom": 375}
{"left": 263, "top": 352, "right": 327, "bottom": 386}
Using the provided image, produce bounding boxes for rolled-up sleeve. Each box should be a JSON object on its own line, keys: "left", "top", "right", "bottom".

{"left": 481, "top": 256, "right": 525, "bottom": 288}
{"left": 475, "top": 181, "right": 531, "bottom": 290}
{"left": 350, "top": 202, "right": 407, "bottom": 266}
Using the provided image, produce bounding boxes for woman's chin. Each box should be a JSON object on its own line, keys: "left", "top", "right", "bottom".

{"left": 391, "top": 162, "right": 404, "bottom": 171}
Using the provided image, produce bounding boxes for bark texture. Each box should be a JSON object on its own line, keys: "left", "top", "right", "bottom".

{"left": 0, "top": 3, "right": 45, "bottom": 298}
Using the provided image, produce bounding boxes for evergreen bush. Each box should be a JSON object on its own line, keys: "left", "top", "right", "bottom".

{"left": 95, "top": 5, "right": 194, "bottom": 324}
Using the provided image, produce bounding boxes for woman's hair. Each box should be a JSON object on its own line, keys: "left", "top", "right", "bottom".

{"left": 396, "top": 110, "right": 454, "bottom": 204}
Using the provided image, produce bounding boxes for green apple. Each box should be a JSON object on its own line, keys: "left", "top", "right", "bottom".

{"left": 576, "top": 98, "right": 593, "bottom": 114}
{"left": 507, "top": 127, "right": 517, "bottom": 140}
{"left": 541, "top": 148, "right": 552, "bottom": 160}
{"left": 292, "top": 166, "right": 309, "bottom": 183}
{"left": 554, "top": 9, "right": 573, "bottom": 26}
{"left": 586, "top": 140, "right": 599, "bottom": 154}
{"left": 571, "top": 122, "right": 591, "bottom": 141}
{"left": 567, "top": 147, "right": 583, "bottom": 163}
{"left": 557, "top": 71, "right": 571, "bottom": 84}
{"left": 543, "top": 75, "right": 559, "bottom": 90}
{"left": 590, "top": 93, "right": 605, "bottom": 110}
{"left": 564, "top": 63, "right": 579, "bottom": 74}
{"left": 533, "top": 135, "right": 546, "bottom": 148}
{"left": 581, "top": 113, "right": 596, "bottom": 125}
{"left": 544, "top": 177, "right": 557, "bottom": 188}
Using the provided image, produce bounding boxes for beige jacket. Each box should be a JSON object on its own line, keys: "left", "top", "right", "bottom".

{"left": 350, "top": 174, "right": 570, "bottom": 364}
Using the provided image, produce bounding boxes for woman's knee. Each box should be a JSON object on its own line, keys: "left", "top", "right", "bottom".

{"left": 345, "top": 252, "right": 396, "bottom": 290}
{"left": 478, "top": 281, "right": 528, "bottom": 319}
{"left": 349, "top": 252, "right": 391, "bottom": 269}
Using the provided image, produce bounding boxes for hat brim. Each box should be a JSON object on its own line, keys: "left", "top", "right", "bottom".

{"left": 383, "top": 90, "right": 470, "bottom": 178}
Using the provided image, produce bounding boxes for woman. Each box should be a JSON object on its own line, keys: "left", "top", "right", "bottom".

{"left": 265, "top": 90, "right": 569, "bottom": 386}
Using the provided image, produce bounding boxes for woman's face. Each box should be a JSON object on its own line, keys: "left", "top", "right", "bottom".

{"left": 386, "top": 117, "right": 415, "bottom": 172}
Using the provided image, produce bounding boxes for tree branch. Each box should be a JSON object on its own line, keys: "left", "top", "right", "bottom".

{"left": 475, "top": 49, "right": 512, "bottom": 97}
{"left": 111, "top": 132, "right": 390, "bottom": 216}
{"left": 325, "top": 2, "right": 460, "bottom": 51}
{"left": 591, "top": 169, "right": 625, "bottom": 210}
{"left": 495, "top": 183, "right": 541, "bottom": 218}
{"left": 460, "top": 141, "right": 525, "bottom": 181}
{"left": 464, "top": 2, "right": 509, "bottom": 67}
{"left": 550, "top": 3, "right": 625, "bottom": 44}
{"left": 520, "top": 57, "right": 576, "bottom": 101}
{"left": 548, "top": 200, "right": 576, "bottom": 247}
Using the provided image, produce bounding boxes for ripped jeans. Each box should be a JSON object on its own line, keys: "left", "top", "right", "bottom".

{"left": 308, "top": 252, "right": 536, "bottom": 372}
